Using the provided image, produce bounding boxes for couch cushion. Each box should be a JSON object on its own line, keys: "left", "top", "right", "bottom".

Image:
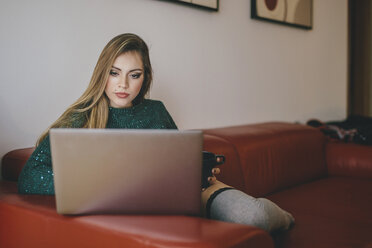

{"left": 0, "top": 181, "right": 273, "bottom": 248}
{"left": 267, "top": 177, "right": 372, "bottom": 248}
{"left": 204, "top": 122, "right": 328, "bottom": 197}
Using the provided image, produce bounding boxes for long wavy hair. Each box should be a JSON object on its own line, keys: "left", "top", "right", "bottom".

{"left": 36, "top": 33, "right": 153, "bottom": 146}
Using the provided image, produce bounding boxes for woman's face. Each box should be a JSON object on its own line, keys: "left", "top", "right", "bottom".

{"left": 105, "top": 51, "right": 144, "bottom": 108}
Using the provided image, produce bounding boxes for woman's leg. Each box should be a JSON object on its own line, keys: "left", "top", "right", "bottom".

{"left": 201, "top": 181, "right": 295, "bottom": 233}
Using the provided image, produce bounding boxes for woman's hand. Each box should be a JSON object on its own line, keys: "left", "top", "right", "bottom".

{"left": 202, "top": 166, "right": 221, "bottom": 192}
{"left": 202, "top": 153, "right": 224, "bottom": 191}
{"left": 207, "top": 155, "right": 223, "bottom": 185}
{"left": 207, "top": 167, "right": 220, "bottom": 185}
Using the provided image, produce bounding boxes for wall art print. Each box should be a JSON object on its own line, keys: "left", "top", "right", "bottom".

{"left": 173, "top": 0, "right": 219, "bottom": 11}
{"left": 251, "top": 0, "right": 313, "bottom": 30}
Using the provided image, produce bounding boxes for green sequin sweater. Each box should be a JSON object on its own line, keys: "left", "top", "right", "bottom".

{"left": 18, "top": 99, "right": 177, "bottom": 195}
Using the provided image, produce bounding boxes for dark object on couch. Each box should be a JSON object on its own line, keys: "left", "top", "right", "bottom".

{"left": 307, "top": 115, "right": 372, "bottom": 145}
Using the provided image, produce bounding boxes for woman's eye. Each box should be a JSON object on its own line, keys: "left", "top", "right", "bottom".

{"left": 131, "top": 73, "right": 142, "bottom": 79}
{"left": 110, "top": 70, "right": 119, "bottom": 76}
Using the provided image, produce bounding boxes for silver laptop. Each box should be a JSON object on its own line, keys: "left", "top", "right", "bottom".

{"left": 49, "top": 128, "right": 203, "bottom": 215}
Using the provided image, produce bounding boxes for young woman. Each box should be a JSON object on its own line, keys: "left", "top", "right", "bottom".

{"left": 18, "top": 33, "right": 294, "bottom": 233}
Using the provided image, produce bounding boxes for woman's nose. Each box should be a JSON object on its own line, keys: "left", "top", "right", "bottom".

{"left": 118, "top": 77, "right": 129, "bottom": 89}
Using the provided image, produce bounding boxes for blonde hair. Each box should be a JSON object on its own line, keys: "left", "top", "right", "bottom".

{"left": 37, "top": 33, "right": 153, "bottom": 146}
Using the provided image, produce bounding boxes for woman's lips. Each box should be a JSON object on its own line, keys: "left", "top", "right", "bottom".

{"left": 115, "top": 92, "right": 129, "bottom": 98}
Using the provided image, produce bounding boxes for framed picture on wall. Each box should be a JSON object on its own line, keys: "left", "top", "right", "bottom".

{"left": 251, "top": 0, "right": 313, "bottom": 30}
{"left": 172, "top": 0, "right": 219, "bottom": 11}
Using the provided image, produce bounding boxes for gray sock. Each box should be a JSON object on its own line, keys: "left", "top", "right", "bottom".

{"left": 209, "top": 189, "right": 295, "bottom": 232}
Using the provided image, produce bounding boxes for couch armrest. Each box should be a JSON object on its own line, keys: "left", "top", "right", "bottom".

{"left": 1, "top": 148, "right": 35, "bottom": 181}
{"left": 326, "top": 142, "right": 372, "bottom": 179}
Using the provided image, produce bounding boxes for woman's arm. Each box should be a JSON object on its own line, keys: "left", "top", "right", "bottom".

{"left": 17, "top": 135, "right": 55, "bottom": 195}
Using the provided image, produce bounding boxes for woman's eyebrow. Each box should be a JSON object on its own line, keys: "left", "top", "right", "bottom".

{"left": 111, "top": 66, "right": 143, "bottom": 72}
{"left": 111, "top": 66, "right": 122, "bottom": 71}
{"left": 129, "top": 68, "right": 143, "bottom": 72}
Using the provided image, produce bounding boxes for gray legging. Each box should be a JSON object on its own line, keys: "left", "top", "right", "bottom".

{"left": 208, "top": 188, "right": 295, "bottom": 233}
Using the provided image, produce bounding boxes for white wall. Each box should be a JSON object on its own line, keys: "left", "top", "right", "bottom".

{"left": 0, "top": 0, "right": 348, "bottom": 178}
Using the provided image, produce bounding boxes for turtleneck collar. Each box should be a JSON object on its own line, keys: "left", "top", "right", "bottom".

{"left": 108, "top": 99, "right": 148, "bottom": 115}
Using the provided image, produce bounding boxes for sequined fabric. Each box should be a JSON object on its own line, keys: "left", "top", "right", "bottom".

{"left": 17, "top": 99, "right": 177, "bottom": 195}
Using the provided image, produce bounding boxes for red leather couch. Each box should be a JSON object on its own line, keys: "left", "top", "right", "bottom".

{"left": 1, "top": 122, "right": 372, "bottom": 248}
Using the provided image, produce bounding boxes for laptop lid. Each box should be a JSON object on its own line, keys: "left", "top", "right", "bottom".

{"left": 49, "top": 128, "right": 203, "bottom": 215}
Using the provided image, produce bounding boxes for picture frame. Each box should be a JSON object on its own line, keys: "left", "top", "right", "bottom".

{"left": 170, "top": 0, "right": 219, "bottom": 11}
{"left": 251, "top": 0, "right": 313, "bottom": 30}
